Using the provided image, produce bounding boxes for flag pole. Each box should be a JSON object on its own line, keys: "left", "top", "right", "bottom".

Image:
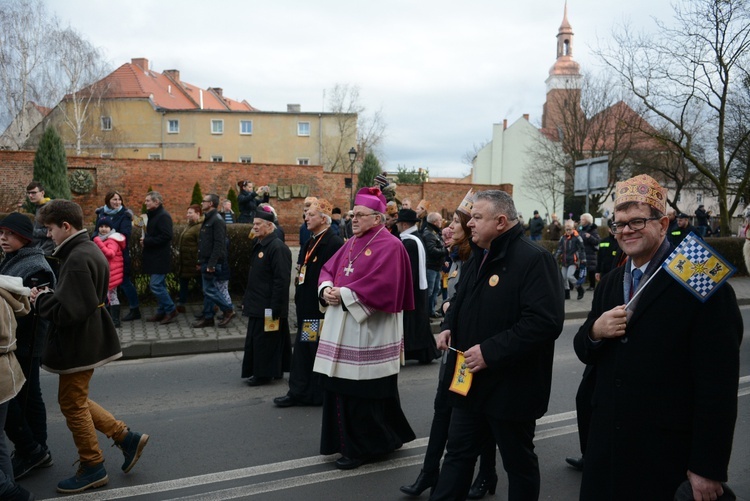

{"left": 625, "top": 266, "right": 663, "bottom": 310}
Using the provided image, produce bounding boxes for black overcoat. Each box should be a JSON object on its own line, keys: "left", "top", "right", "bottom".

{"left": 242, "top": 233, "right": 291, "bottom": 318}
{"left": 574, "top": 262, "right": 742, "bottom": 500}
{"left": 443, "top": 223, "right": 564, "bottom": 420}
{"left": 142, "top": 204, "right": 173, "bottom": 275}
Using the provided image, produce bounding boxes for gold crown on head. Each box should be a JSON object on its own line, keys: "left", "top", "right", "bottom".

{"left": 304, "top": 196, "right": 318, "bottom": 207}
{"left": 614, "top": 174, "right": 667, "bottom": 214}
{"left": 456, "top": 189, "right": 475, "bottom": 215}
{"left": 311, "top": 198, "right": 333, "bottom": 217}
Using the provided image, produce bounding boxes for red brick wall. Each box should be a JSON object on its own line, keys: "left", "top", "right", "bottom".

{"left": 0, "top": 151, "right": 512, "bottom": 238}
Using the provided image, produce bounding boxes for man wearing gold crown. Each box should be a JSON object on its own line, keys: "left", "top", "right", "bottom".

{"left": 574, "top": 174, "right": 742, "bottom": 501}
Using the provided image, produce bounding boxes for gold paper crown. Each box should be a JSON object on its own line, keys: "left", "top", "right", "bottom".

{"left": 304, "top": 196, "right": 318, "bottom": 207}
{"left": 456, "top": 189, "right": 475, "bottom": 215}
{"left": 614, "top": 174, "right": 667, "bottom": 214}
{"left": 311, "top": 198, "right": 333, "bottom": 217}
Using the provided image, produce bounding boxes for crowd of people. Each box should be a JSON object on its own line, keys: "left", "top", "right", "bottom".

{"left": 0, "top": 174, "right": 744, "bottom": 500}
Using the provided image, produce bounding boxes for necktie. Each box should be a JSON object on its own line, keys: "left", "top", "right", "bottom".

{"left": 632, "top": 268, "right": 643, "bottom": 292}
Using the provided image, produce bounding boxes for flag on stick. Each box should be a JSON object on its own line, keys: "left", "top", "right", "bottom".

{"left": 661, "top": 232, "right": 735, "bottom": 302}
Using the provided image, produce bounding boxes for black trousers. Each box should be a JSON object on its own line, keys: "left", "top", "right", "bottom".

{"left": 430, "top": 408, "right": 539, "bottom": 501}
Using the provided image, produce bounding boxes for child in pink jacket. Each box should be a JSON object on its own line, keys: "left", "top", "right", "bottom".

{"left": 93, "top": 216, "right": 126, "bottom": 327}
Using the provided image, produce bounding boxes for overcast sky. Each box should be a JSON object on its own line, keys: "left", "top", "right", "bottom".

{"left": 45, "top": 0, "right": 675, "bottom": 177}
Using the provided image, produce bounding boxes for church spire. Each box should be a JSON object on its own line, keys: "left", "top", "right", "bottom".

{"left": 542, "top": 2, "right": 583, "bottom": 132}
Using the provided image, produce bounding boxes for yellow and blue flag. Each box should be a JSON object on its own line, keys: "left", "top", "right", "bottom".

{"left": 662, "top": 232, "right": 735, "bottom": 302}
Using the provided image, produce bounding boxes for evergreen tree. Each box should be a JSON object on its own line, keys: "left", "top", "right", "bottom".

{"left": 191, "top": 182, "right": 203, "bottom": 206}
{"left": 32, "top": 126, "right": 70, "bottom": 200}
{"left": 227, "top": 188, "right": 238, "bottom": 213}
{"left": 357, "top": 152, "right": 382, "bottom": 189}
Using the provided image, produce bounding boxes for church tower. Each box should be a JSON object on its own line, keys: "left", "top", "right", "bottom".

{"left": 541, "top": 2, "right": 582, "bottom": 136}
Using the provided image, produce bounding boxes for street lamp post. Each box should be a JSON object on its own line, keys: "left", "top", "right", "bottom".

{"left": 348, "top": 147, "right": 357, "bottom": 209}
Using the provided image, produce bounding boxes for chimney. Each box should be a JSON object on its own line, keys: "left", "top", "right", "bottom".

{"left": 131, "top": 58, "right": 149, "bottom": 70}
{"left": 163, "top": 69, "right": 180, "bottom": 83}
{"left": 503, "top": 119, "right": 508, "bottom": 130}
{"left": 287, "top": 104, "right": 301, "bottom": 113}
{"left": 209, "top": 87, "right": 223, "bottom": 97}
{"left": 523, "top": 114, "right": 530, "bottom": 121}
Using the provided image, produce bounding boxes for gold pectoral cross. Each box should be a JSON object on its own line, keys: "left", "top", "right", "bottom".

{"left": 344, "top": 262, "right": 354, "bottom": 276}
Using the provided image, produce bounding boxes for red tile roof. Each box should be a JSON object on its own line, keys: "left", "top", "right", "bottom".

{"left": 77, "top": 59, "right": 258, "bottom": 112}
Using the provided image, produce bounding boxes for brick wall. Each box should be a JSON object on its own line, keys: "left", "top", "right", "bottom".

{"left": 0, "top": 151, "right": 512, "bottom": 239}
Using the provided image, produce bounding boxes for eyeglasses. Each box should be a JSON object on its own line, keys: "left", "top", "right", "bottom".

{"left": 610, "top": 217, "right": 660, "bottom": 234}
{"left": 352, "top": 212, "right": 377, "bottom": 219}
{"left": 27, "top": 190, "right": 40, "bottom": 195}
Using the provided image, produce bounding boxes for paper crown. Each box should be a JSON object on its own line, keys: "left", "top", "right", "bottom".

{"left": 456, "top": 189, "right": 475, "bottom": 215}
{"left": 310, "top": 198, "right": 333, "bottom": 217}
{"left": 354, "top": 187, "right": 387, "bottom": 213}
{"left": 614, "top": 174, "right": 667, "bottom": 214}
{"left": 255, "top": 204, "right": 276, "bottom": 222}
{"left": 304, "top": 196, "right": 318, "bottom": 207}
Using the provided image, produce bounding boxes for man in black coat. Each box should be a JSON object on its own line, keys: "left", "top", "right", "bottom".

{"left": 430, "top": 190, "right": 564, "bottom": 501}
{"left": 668, "top": 212, "right": 697, "bottom": 246}
{"left": 423, "top": 212, "right": 447, "bottom": 317}
{"left": 142, "top": 191, "right": 177, "bottom": 324}
{"left": 574, "top": 174, "right": 742, "bottom": 501}
{"left": 274, "top": 199, "right": 343, "bottom": 407}
{"left": 241, "top": 204, "right": 292, "bottom": 386}
{"left": 193, "top": 194, "right": 236, "bottom": 328}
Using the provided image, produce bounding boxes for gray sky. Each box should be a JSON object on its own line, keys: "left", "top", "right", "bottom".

{"left": 45, "top": 0, "right": 675, "bottom": 177}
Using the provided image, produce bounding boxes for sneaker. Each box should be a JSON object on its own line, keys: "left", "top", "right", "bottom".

{"left": 56, "top": 462, "right": 108, "bottom": 494}
{"left": 116, "top": 430, "right": 149, "bottom": 473}
{"left": 12, "top": 446, "right": 53, "bottom": 480}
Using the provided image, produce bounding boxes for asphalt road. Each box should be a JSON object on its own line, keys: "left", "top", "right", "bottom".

{"left": 18, "top": 308, "right": 750, "bottom": 500}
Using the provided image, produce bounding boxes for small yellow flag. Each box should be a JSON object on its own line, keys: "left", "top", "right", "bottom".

{"left": 449, "top": 351, "right": 473, "bottom": 396}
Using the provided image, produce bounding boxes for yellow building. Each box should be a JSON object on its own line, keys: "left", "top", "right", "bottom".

{"left": 28, "top": 58, "right": 357, "bottom": 172}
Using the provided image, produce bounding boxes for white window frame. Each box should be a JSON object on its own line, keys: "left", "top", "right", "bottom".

{"left": 167, "top": 119, "right": 179, "bottom": 134}
{"left": 696, "top": 193, "right": 703, "bottom": 204}
{"left": 100, "top": 152, "right": 113, "bottom": 159}
{"left": 239, "top": 156, "right": 252, "bottom": 164}
{"left": 297, "top": 121, "right": 310, "bottom": 136}
{"left": 100, "top": 116, "right": 112, "bottom": 131}
{"left": 211, "top": 119, "right": 224, "bottom": 135}
{"left": 148, "top": 153, "right": 161, "bottom": 160}
{"left": 210, "top": 155, "right": 223, "bottom": 162}
{"left": 239, "top": 120, "right": 253, "bottom": 135}
{"left": 297, "top": 158, "right": 310, "bottom": 165}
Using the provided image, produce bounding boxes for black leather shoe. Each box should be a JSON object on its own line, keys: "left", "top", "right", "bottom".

{"left": 246, "top": 376, "right": 270, "bottom": 386}
{"left": 193, "top": 312, "right": 204, "bottom": 319}
{"left": 192, "top": 317, "right": 215, "bottom": 328}
{"left": 273, "top": 395, "right": 298, "bottom": 408}
{"left": 577, "top": 286, "right": 585, "bottom": 300}
{"left": 565, "top": 456, "right": 584, "bottom": 471}
{"left": 399, "top": 469, "right": 439, "bottom": 497}
{"left": 467, "top": 471, "right": 498, "bottom": 499}
{"left": 334, "top": 456, "right": 363, "bottom": 470}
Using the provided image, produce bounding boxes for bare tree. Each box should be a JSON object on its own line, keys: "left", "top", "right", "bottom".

{"left": 597, "top": 0, "right": 750, "bottom": 234}
{"left": 0, "top": 0, "right": 58, "bottom": 146}
{"left": 522, "top": 139, "right": 567, "bottom": 217}
{"left": 323, "top": 84, "right": 386, "bottom": 172}
{"left": 461, "top": 140, "right": 489, "bottom": 166}
{"left": 47, "top": 27, "right": 111, "bottom": 154}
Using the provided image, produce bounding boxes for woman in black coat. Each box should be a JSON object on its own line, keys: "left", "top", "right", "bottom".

{"left": 93, "top": 191, "right": 141, "bottom": 320}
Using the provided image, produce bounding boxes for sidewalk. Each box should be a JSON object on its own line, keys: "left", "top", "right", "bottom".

{"left": 117, "top": 276, "right": 750, "bottom": 359}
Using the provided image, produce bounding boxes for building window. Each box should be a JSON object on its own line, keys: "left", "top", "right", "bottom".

{"left": 211, "top": 155, "right": 223, "bottom": 162}
{"left": 100, "top": 153, "right": 113, "bottom": 159}
{"left": 297, "top": 121, "right": 310, "bottom": 136}
{"left": 696, "top": 193, "right": 703, "bottom": 204}
{"left": 167, "top": 120, "right": 179, "bottom": 133}
{"left": 148, "top": 153, "right": 161, "bottom": 160}
{"left": 240, "top": 120, "right": 253, "bottom": 135}
{"left": 211, "top": 120, "right": 224, "bottom": 134}
{"left": 239, "top": 156, "right": 252, "bottom": 164}
{"left": 297, "top": 158, "right": 310, "bottom": 165}
{"left": 101, "top": 116, "right": 112, "bottom": 131}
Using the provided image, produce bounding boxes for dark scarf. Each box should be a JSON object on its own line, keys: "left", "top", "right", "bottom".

{"left": 0, "top": 245, "right": 56, "bottom": 287}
